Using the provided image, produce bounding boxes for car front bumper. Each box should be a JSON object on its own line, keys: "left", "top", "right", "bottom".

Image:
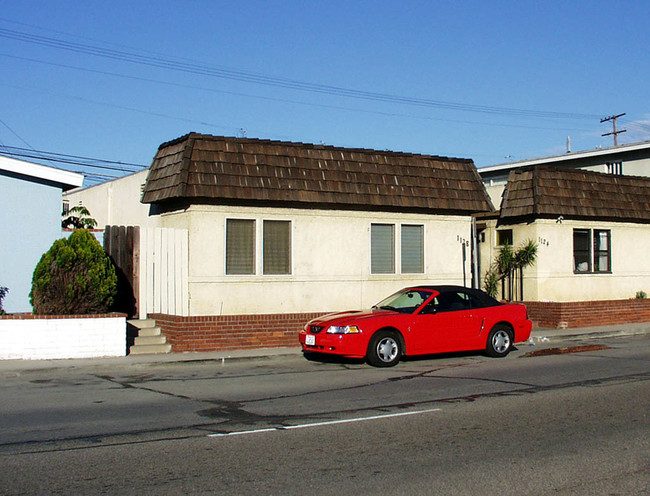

{"left": 299, "top": 330, "right": 368, "bottom": 359}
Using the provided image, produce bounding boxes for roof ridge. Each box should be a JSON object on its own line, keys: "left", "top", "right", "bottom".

{"left": 142, "top": 133, "right": 493, "bottom": 214}
{"left": 157, "top": 132, "right": 470, "bottom": 163}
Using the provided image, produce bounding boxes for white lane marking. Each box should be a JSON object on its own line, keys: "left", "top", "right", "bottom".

{"left": 207, "top": 408, "right": 442, "bottom": 438}
{"left": 208, "top": 428, "right": 278, "bottom": 438}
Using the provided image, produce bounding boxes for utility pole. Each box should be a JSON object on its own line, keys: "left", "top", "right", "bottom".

{"left": 601, "top": 113, "right": 626, "bottom": 146}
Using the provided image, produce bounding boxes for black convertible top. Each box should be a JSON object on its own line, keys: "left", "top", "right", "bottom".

{"left": 409, "top": 285, "right": 502, "bottom": 308}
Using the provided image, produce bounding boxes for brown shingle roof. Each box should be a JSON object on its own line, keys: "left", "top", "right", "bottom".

{"left": 500, "top": 166, "right": 650, "bottom": 222}
{"left": 141, "top": 133, "right": 494, "bottom": 214}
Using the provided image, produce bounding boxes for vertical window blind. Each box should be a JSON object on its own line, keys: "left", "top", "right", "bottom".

{"left": 226, "top": 219, "right": 255, "bottom": 274}
{"left": 401, "top": 225, "right": 424, "bottom": 273}
{"left": 263, "top": 220, "right": 291, "bottom": 274}
{"left": 371, "top": 224, "right": 395, "bottom": 274}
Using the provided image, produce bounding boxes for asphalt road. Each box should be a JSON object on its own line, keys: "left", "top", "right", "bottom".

{"left": 1, "top": 335, "right": 649, "bottom": 495}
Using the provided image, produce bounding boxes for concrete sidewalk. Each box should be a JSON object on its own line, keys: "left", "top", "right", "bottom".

{"left": 530, "top": 322, "right": 650, "bottom": 342}
{"left": 1, "top": 322, "right": 649, "bottom": 373}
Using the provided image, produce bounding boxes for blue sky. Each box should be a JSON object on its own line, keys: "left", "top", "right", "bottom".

{"left": 1, "top": 1, "right": 649, "bottom": 185}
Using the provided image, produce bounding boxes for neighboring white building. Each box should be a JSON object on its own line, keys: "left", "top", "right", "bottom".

{"left": 0, "top": 155, "right": 83, "bottom": 312}
{"left": 64, "top": 169, "right": 155, "bottom": 229}
{"left": 479, "top": 140, "right": 650, "bottom": 208}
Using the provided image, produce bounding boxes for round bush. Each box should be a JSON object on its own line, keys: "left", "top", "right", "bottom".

{"left": 30, "top": 230, "right": 117, "bottom": 315}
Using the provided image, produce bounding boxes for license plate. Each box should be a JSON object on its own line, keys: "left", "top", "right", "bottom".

{"left": 305, "top": 334, "right": 316, "bottom": 346}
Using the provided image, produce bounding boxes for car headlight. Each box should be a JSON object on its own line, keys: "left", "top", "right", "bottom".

{"left": 326, "top": 325, "right": 362, "bottom": 334}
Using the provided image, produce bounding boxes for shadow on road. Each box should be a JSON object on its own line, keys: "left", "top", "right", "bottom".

{"left": 301, "top": 347, "right": 522, "bottom": 366}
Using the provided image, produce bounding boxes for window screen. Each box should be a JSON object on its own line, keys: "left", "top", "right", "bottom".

{"left": 226, "top": 219, "right": 255, "bottom": 275}
{"left": 401, "top": 224, "right": 424, "bottom": 273}
{"left": 593, "top": 230, "right": 611, "bottom": 273}
{"left": 371, "top": 224, "right": 395, "bottom": 274}
{"left": 263, "top": 220, "right": 291, "bottom": 275}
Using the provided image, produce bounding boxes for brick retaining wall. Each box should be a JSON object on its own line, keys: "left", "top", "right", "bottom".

{"left": 150, "top": 299, "right": 650, "bottom": 353}
{"left": 524, "top": 299, "right": 650, "bottom": 328}
{"left": 150, "top": 312, "right": 327, "bottom": 353}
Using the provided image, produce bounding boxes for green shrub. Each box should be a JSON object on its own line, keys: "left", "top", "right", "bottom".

{"left": 636, "top": 290, "right": 647, "bottom": 299}
{"left": 30, "top": 230, "right": 117, "bottom": 315}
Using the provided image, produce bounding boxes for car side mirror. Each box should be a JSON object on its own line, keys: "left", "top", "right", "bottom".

{"left": 420, "top": 306, "right": 437, "bottom": 315}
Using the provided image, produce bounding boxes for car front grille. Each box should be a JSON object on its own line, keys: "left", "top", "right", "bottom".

{"left": 310, "top": 325, "right": 325, "bottom": 334}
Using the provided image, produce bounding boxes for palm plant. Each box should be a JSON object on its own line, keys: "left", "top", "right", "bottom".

{"left": 0, "top": 286, "right": 7, "bottom": 315}
{"left": 62, "top": 205, "right": 97, "bottom": 229}
{"left": 484, "top": 239, "right": 538, "bottom": 301}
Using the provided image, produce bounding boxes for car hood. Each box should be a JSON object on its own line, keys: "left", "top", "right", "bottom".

{"left": 309, "top": 309, "right": 394, "bottom": 326}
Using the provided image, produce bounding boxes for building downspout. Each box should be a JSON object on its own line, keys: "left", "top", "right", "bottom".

{"left": 471, "top": 217, "right": 479, "bottom": 289}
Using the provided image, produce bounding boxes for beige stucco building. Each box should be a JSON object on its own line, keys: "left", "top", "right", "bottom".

{"left": 479, "top": 166, "right": 650, "bottom": 302}
{"left": 156, "top": 204, "right": 478, "bottom": 315}
{"left": 139, "top": 134, "right": 494, "bottom": 316}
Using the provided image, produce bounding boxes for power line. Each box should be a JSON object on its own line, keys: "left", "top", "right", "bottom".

{"left": 0, "top": 117, "right": 35, "bottom": 149}
{"left": 0, "top": 145, "right": 147, "bottom": 168}
{"left": 0, "top": 26, "right": 602, "bottom": 121}
{"left": 0, "top": 146, "right": 148, "bottom": 183}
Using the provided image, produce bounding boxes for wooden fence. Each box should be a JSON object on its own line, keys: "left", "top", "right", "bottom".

{"left": 104, "top": 226, "right": 189, "bottom": 319}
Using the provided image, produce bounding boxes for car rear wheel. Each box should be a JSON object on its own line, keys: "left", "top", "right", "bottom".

{"left": 367, "top": 331, "right": 401, "bottom": 367}
{"left": 486, "top": 325, "right": 512, "bottom": 357}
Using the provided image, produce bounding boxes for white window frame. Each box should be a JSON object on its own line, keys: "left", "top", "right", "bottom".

{"left": 371, "top": 223, "right": 425, "bottom": 275}
{"left": 225, "top": 217, "right": 293, "bottom": 276}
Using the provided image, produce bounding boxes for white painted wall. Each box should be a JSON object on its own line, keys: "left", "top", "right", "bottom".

{"left": 159, "top": 205, "right": 474, "bottom": 315}
{"left": 64, "top": 170, "right": 156, "bottom": 229}
{"left": 0, "top": 316, "right": 126, "bottom": 359}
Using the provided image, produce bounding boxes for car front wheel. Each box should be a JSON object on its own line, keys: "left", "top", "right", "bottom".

{"left": 367, "top": 330, "right": 401, "bottom": 367}
{"left": 486, "top": 325, "right": 513, "bottom": 357}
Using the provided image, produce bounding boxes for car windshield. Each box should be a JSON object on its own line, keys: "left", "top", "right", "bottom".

{"left": 373, "top": 289, "right": 432, "bottom": 314}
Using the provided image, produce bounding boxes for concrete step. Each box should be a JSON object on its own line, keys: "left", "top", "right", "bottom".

{"left": 129, "top": 344, "right": 173, "bottom": 355}
{"left": 128, "top": 319, "right": 156, "bottom": 330}
{"left": 134, "top": 335, "right": 168, "bottom": 346}
{"left": 136, "top": 326, "right": 163, "bottom": 337}
{"left": 127, "top": 318, "right": 173, "bottom": 355}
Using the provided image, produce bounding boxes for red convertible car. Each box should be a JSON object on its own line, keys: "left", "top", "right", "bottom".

{"left": 299, "top": 285, "right": 532, "bottom": 367}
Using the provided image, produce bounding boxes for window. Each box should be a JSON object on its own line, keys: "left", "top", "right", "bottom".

{"left": 497, "top": 229, "right": 513, "bottom": 246}
{"left": 226, "top": 219, "right": 255, "bottom": 275}
{"left": 607, "top": 162, "right": 623, "bottom": 175}
{"left": 371, "top": 224, "right": 395, "bottom": 274}
{"left": 573, "top": 229, "right": 591, "bottom": 272}
{"left": 226, "top": 218, "right": 292, "bottom": 275}
{"left": 593, "top": 229, "right": 611, "bottom": 272}
{"left": 374, "top": 289, "right": 430, "bottom": 313}
{"left": 573, "top": 229, "right": 611, "bottom": 274}
{"left": 263, "top": 220, "right": 291, "bottom": 275}
{"left": 401, "top": 225, "right": 424, "bottom": 273}
{"left": 371, "top": 223, "right": 425, "bottom": 275}
{"left": 422, "top": 290, "right": 479, "bottom": 314}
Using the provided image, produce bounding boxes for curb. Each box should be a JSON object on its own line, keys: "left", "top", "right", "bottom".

{"left": 2, "top": 325, "right": 649, "bottom": 373}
